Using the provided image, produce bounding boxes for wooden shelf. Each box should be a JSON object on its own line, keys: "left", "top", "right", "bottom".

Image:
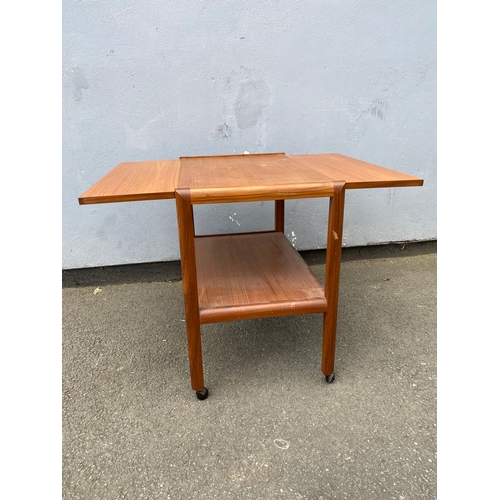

{"left": 194, "top": 231, "right": 328, "bottom": 324}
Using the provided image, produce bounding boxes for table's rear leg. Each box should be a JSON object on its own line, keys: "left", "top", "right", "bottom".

{"left": 175, "top": 189, "right": 208, "bottom": 400}
{"left": 275, "top": 200, "right": 285, "bottom": 232}
{"left": 321, "top": 182, "right": 346, "bottom": 382}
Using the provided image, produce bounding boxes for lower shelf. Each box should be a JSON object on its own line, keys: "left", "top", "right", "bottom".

{"left": 194, "top": 231, "right": 327, "bottom": 324}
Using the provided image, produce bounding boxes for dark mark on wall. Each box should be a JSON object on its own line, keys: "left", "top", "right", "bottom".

{"left": 214, "top": 123, "right": 232, "bottom": 140}
{"left": 369, "top": 98, "right": 389, "bottom": 120}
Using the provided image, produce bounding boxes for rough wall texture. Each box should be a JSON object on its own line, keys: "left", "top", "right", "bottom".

{"left": 63, "top": 1, "right": 436, "bottom": 269}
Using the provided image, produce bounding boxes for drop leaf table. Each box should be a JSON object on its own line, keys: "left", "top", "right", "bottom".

{"left": 79, "top": 152, "right": 423, "bottom": 400}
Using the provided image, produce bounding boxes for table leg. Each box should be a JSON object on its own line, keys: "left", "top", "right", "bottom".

{"left": 175, "top": 189, "right": 206, "bottom": 396}
{"left": 321, "top": 182, "right": 346, "bottom": 380}
{"left": 275, "top": 200, "right": 285, "bottom": 232}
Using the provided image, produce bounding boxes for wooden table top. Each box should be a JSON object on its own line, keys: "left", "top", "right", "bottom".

{"left": 78, "top": 152, "right": 423, "bottom": 205}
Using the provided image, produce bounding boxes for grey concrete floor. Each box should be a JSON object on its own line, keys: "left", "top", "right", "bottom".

{"left": 62, "top": 242, "right": 436, "bottom": 499}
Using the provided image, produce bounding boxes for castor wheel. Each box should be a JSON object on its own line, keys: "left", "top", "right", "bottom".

{"left": 196, "top": 387, "right": 209, "bottom": 400}
{"left": 325, "top": 373, "right": 335, "bottom": 383}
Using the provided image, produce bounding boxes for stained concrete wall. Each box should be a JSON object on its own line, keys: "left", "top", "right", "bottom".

{"left": 62, "top": 0, "right": 436, "bottom": 269}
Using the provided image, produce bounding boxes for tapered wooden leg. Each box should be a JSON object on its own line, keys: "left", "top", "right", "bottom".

{"left": 175, "top": 189, "right": 205, "bottom": 392}
{"left": 321, "top": 182, "right": 346, "bottom": 379}
{"left": 275, "top": 200, "right": 285, "bottom": 232}
{"left": 185, "top": 320, "right": 205, "bottom": 392}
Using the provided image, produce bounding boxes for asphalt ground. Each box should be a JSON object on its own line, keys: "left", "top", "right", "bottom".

{"left": 62, "top": 241, "right": 436, "bottom": 499}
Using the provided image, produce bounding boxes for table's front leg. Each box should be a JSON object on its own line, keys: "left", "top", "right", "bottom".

{"left": 321, "top": 182, "right": 346, "bottom": 382}
{"left": 175, "top": 189, "right": 208, "bottom": 400}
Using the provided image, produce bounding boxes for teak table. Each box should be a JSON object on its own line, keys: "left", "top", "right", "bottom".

{"left": 79, "top": 153, "right": 423, "bottom": 400}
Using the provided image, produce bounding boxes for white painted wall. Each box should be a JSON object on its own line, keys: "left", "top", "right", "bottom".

{"left": 63, "top": 0, "right": 436, "bottom": 270}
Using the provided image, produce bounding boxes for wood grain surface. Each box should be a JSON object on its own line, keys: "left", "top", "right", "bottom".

{"left": 78, "top": 153, "right": 423, "bottom": 204}
{"left": 78, "top": 160, "right": 180, "bottom": 204}
{"left": 290, "top": 154, "right": 423, "bottom": 189}
{"left": 194, "top": 231, "right": 328, "bottom": 324}
{"left": 178, "top": 154, "right": 333, "bottom": 191}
